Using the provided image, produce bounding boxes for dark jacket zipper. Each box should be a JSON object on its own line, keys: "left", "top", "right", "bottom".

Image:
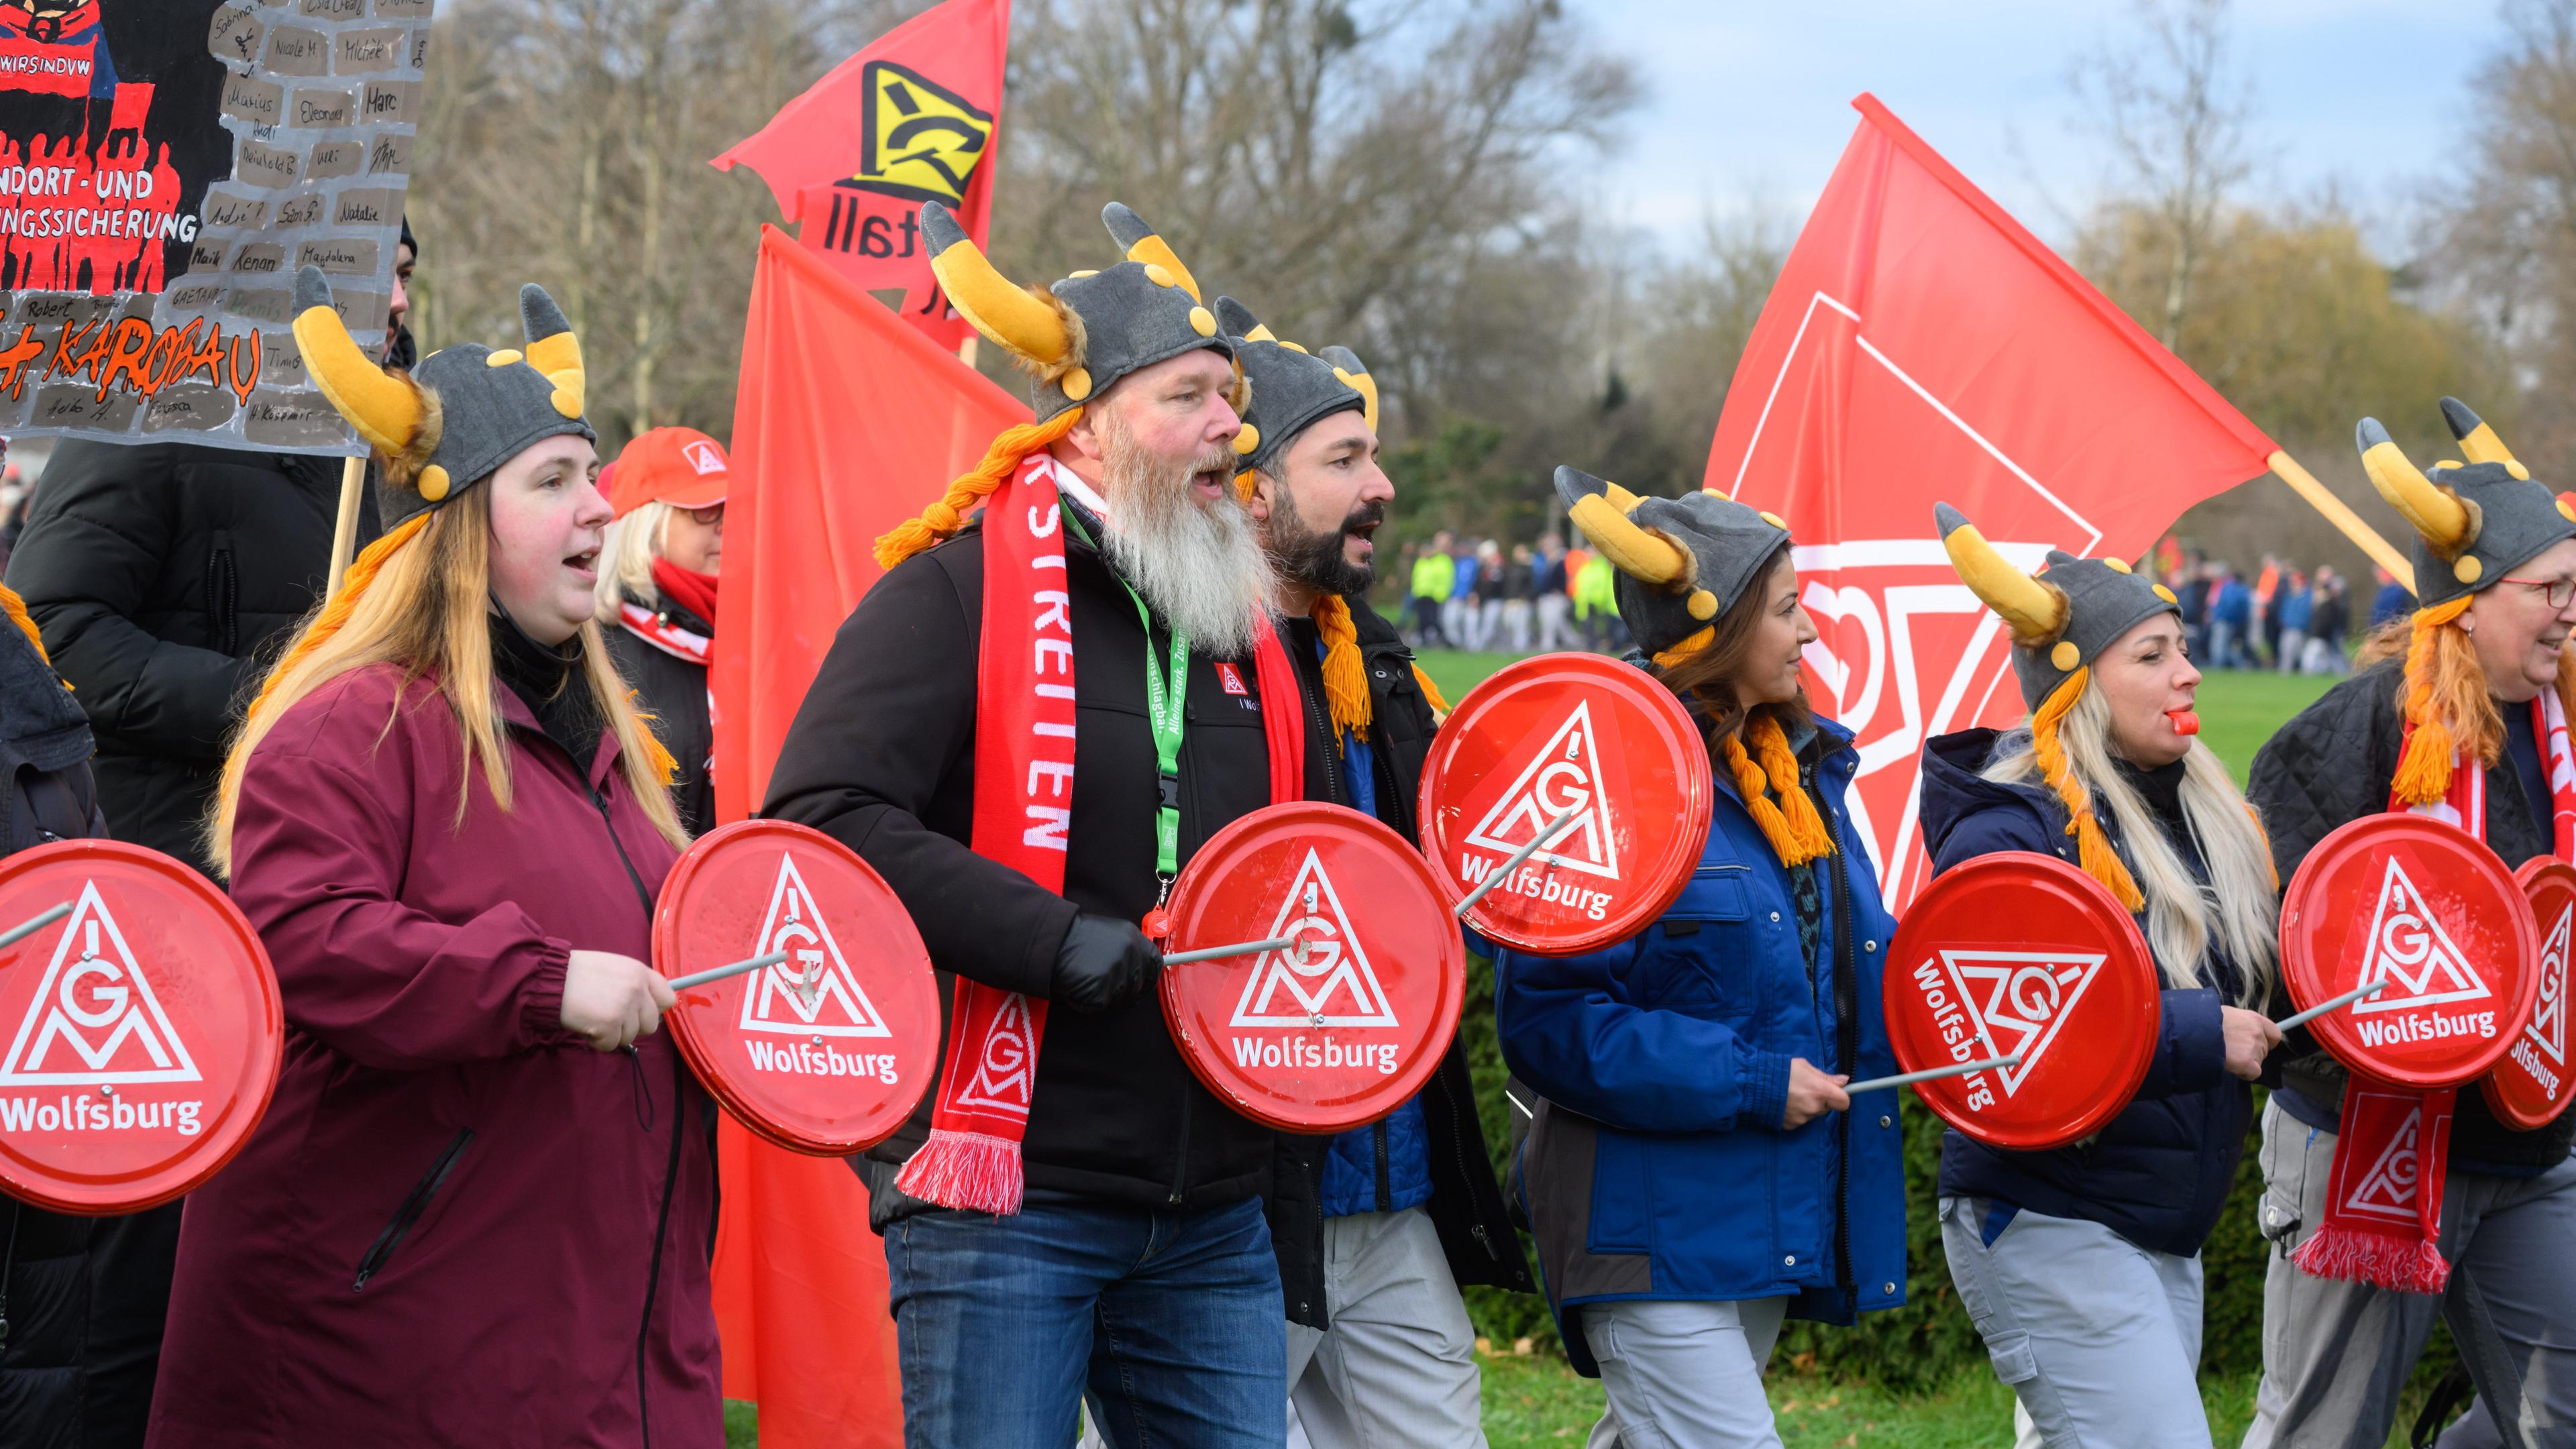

{"left": 586, "top": 779, "right": 682, "bottom": 1446}
{"left": 1829, "top": 806, "right": 1859, "bottom": 1295}
{"left": 354, "top": 1127, "right": 474, "bottom": 1290}
{"left": 1430, "top": 1064, "right": 1503, "bottom": 1267}
{"left": 1373, "top": 1122, "right": 1393, "bottom": 1212}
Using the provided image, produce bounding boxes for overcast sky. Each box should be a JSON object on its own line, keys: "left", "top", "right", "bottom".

{"left": 1574, "top": 0, "right": 2511, "bottom": 254}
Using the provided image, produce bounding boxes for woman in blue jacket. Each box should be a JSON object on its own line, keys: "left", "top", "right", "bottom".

{"left": 1494, "top": 468, "right": 1907, "bottom": 1448}
{"left": 1922, "top": 506, "right": 2282, "bottom": 1448}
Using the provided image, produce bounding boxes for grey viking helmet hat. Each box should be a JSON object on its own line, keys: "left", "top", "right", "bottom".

{"left": 290, "top": 264, "right": 595, "bottom": 530}
{"left": 2357, "top": 398, "right": 2576, "bottom": 610}
{"left": 1554, "top": 466, "right": 1792, "bottom": 659}
{"left": 1210, "top": 296, "right": 1366, "bottom": 478}
{"left": 920, "top": 199, "right": 1234, "bottom": 422}
{"left": 1934, "top": 502, "right": 2179, "bottom": 708}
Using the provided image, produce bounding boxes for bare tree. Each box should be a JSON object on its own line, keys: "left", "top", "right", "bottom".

{"left": 2067, "top": 0, "right": 2255, "bottom": 349}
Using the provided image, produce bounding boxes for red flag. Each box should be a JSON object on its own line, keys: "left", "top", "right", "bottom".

{"left": 710, "top": 0, "right": 1011, "bottom": 349}
{"left": 1704, "top": 94, "right": 2277, "bottom": 911}
{"left": 709, "top": 225, "right": 1028, "bottom": 1447}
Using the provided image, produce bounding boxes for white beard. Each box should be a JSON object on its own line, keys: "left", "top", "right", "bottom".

{"left": 1097, "top": 426, "right": 1273, "bottom": 659}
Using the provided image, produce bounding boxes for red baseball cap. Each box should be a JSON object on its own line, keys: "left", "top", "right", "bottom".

{"left": 605, "top": 426, "right": 730, "bottom": 517}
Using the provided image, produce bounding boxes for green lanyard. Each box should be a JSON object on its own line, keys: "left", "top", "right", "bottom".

{"left": 1061, "top": 506, "right": 1191, "bottom": 885}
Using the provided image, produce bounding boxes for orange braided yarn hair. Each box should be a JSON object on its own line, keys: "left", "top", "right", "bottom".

{"left": 1720, "top": 712, "right": 1834, "bottom": 867}
{"left": 2029, "top": 667, "right": 2145, "bottom": 912}
{"left": 1309, "top": 594, "right": 1371, "bottom": 750}
{"left": 2390, "top": 594, "right": 2487, "bottom": 806}
{"left": 875, "top": 408, "right": 1087, "bottom": 570}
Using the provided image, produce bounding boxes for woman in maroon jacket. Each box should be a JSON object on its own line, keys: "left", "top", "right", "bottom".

{"left": 144, "top": 269, "right": 709, "bottom": 1448}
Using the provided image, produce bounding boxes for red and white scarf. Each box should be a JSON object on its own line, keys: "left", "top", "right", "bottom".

{"left": 2294, "top": 689, "right": 2576, "bottom": 1293}
{"left": 894, "top": 452, "right": 1306, "bottom": 1214}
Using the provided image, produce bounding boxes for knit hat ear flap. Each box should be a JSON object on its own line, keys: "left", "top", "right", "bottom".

{"left": 2029, "top": 668, "right": 2144, "bottom": 912}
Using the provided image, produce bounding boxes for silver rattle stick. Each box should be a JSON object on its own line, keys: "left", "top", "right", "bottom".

{"left": 1163, "top": 935, "right": 1299, "bottom": 966}
{"left": 2276, "top": 978, "right": 2389, "bottom": 1032}
{"left": 667, "top": 950, "right": 791, "bottom": 993}
{"left": 1452, "top": 804, "right": 1585, "bottom": 919}
{"left": 0, "top": 900, "right": 70, "bottom": 952}
{"left": 1845, "top": 1049, "right": 2027, "bottom": 1096}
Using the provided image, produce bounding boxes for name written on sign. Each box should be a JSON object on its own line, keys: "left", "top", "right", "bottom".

{"left": 0, "top": 315, "right": 262, "bottom": 407}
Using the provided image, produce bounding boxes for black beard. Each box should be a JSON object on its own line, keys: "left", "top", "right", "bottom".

{"left": 1268, "top": 492, "right": 1381, "bottom": 598}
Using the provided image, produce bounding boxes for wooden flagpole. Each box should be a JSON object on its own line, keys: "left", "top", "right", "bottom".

{"left": 325, "top": 455, "right": 366, "bottom": 598}
{"left": 2267, "top": 449, "right": 2414, "bottom": 595}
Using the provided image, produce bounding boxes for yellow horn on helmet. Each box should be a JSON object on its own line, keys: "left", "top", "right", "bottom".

{"left": 2359, "top": 417, "right": 2477, "bottom": 553}
{"left": 1557, "top": 466, "right": 1691, "bottom": 587}
{"left": 519, "top": 284, "right": 586, "bottom": 419}
{"left": 1102, "top": 202, "right": 1203, "bottom": 303}
{"left": 2440, "top": 396, "right": 2523, "bottom": 472}
{"left": 290, "top": 266, "right": 423, "bottom": 458}
{"left": 1934, "top": 502, "right": 2066, "bottom": 641}
{"left": 921, "top": 201, "right": 1072, "bottom": 366}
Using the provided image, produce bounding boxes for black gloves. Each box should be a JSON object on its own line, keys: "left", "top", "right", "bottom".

{"left": 1050, "top": 912, "right": 1164, "bottom": 1012}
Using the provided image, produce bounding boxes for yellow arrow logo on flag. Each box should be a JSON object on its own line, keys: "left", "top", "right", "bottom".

{"left": 849, "top": 60, "right": 995, "bottom": 207}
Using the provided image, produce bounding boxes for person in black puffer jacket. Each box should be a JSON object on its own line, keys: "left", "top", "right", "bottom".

{"left": 2244, "top": 402, "right": 2576, "bottom": 1449}
{"left": 0, "top": 584, "right": 113, "bottom": 1449}
{"left": 1, "top": 229, "right": 411, "bottom": 1449}
{"left": 1924, "top": 506, "right": 2284, "bottom": 1449}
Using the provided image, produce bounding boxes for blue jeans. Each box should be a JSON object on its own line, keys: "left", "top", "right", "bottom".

{"left": 885, "top": 1195, "right": 1286, "bottom": 1449}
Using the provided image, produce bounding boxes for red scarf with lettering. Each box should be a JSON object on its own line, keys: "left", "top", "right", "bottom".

{"left": 2294, "top": 690, "right": 2576, "bottom": 1293}
{"left": 895, "top": 453, "right": 1305, "bottom": 1214}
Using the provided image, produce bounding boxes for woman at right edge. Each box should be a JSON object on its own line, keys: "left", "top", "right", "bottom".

{"left": 1920, "top": 505, "right": 2282, "bottom": 1448}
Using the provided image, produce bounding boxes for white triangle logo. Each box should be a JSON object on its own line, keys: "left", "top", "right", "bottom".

{"left": 2345, "top": 1104, "right": 2424, "bottom": 1220}
{"left": 2353, "top": 857, "right": 2491, "bottom": 1014}
{"left": 1462, "top": 700, "right": 1619, "bottom": 880}
{"left": 737, "top": 853, "right": 891, "bottom": 1038}
{"left": 682, "top": 439, "right": 726, "bottom": 476}
{"left": 955, "top": 991, "right": 1036, "bottom": 1113}
{"left": 1937, "top": 950, "right": 2105, "bottom": 1097}
{"left": 0, "top": 881, "right": 202, "bottom": 1085}
{"left": 1230, "top": 849, "right": 1399, "bottom": 1028}
{"left": 2526, "top": 900, "right": 2570, "bottom": 1067}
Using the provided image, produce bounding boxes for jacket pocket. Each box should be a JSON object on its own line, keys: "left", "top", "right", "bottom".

{"left": 1642, "top": 865, "right": 1758, "bottom": 1014}
{"left": 1984, "top": 1328, "right": 2041, "bottom": 1386}
{"left": 206, "top": 530, "right": 238, "bottom": 656}
{"left": 1584, "top": 1125, "right": 1656, "bottom": 1254}
{"left": 353, "top": 1128, "right": 473, "bottom": 1291}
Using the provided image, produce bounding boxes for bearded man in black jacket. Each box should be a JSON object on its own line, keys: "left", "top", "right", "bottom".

{"left": 1218, "top": 300, "right": 1534, "bottom": 1448}
{"left": 765, "top": 204, "right": 1333, "bottom": 1449}
{"left": 0, "top": 227, "right": 410, "bottom": 1449}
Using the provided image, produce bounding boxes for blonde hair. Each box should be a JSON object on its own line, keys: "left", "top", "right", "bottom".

{"left": 596, "top": 501, "right": 670, "bottom": 620}
{"left": 207, "top": 490, "right": 688, "bottom": 877}
{"left": 1984, "top": 682, "right": 2280, "bottom": 1002}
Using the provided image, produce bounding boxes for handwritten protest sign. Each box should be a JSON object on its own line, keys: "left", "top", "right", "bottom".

{"left": 0, "top": 0, "right": 431, "bottom": 454}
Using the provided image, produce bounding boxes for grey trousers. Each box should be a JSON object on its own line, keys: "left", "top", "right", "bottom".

{"left": 1939, "top": 1197, "right": 2212, "bottom": 1448}
{"left": 2243, "top": 1099, "right": 2576, "bottom": 1449}
{"left": 1280, "top": 1208, "right": 1485, "bottom": 1449}
{"left": 1579, "top": 1296, "right": 1789, "bottom": 1449}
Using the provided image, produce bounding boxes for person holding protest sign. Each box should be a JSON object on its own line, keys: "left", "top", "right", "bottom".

{"left": 145, "top": 268, "right": 716, "bottom": 1448}
{"left": 762, "top": 203, "right": 1334, "bottom": 1448}
{"left": 1918, "top": 510, "right": 2282, "bottom": 1448}
{"left": 1491, "top": 470, "right": 1904, "bottom": 1448}
{"left": 2243, "top": 400, "right": 2576, "bottom": 1449}
{"left": 1216, "top": 300, "right": 1533, "bottom": 1447}
{"left": 0, "top": 582, "right": 114, "bottom": 1449}
{"left": 3, "top": 224, "right": 413, "bottom": 1449}
{"left": 597, "top": 426, "right": 728, "bottom": 837}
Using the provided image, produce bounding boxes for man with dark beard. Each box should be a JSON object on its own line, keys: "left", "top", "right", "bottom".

{"left": 763, "top": 205, "right": 1332, "bottom": 1449}
{"left": 1215, "top": 299, "right": 1532, "bottom": 1448}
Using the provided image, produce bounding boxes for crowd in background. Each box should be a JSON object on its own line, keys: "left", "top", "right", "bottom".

{"left": 2157, "top": 544, "right": 2363, "bottom": 675}
{"left": 1392, "top": 527, "right": 2367, "bottom": 675}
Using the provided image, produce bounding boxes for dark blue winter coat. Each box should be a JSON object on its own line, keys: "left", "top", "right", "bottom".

{"left": 1918, "top": 729, "right": 2248, "bottom": 1258}
{"left": 1495, "top": 715, "right": 1907, "bottom": 1377}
